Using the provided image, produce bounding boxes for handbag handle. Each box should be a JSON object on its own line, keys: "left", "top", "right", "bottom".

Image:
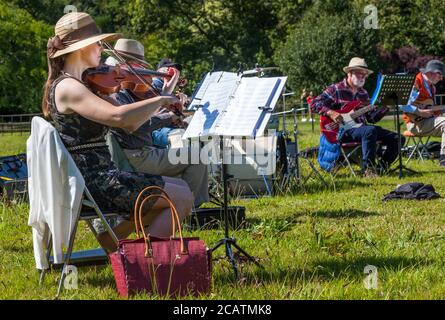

{"left": 133, "top": 186, "right": 186, "bottom": 255}
{"left": 138, "top": 194, "right": 186, "bottom": 256}
{"left": 134, "top": 186, "right": 174, "bottom": 235}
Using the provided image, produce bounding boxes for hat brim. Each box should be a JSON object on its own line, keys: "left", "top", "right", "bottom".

{"left": 343, "top": 66, "right": 373, "bottom": 75}
{"left": 51, "top": 33, "right": 122, "bottom": 58}
{"left": 103, "top": 49, "right": 152, "bottom": 68}
{"left": 421, "top": 67, "right": 444, "bottom": 76}
{"left": 158, "top": 63, "right": 182, "bottom": 71}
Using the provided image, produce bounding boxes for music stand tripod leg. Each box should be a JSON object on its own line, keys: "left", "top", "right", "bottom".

{"left": 389, "top": 103, "right": 418, "bottom": 178}
{"left": 211, "top": 136, "right": 262, "bottom": 281}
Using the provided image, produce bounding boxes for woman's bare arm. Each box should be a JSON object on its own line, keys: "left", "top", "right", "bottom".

{"left": 54, "top": 78, "right": 179, "bottom": 132}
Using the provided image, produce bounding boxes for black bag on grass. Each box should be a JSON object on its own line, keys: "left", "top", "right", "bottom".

{"left": 383, "top": 182, "right": 440, "bottom": 201}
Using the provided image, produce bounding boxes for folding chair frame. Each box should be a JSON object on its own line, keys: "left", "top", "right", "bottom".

{"left": 328, "top": 143, "right": 362, "bottom": 177}
{"left": 334, "top": 141, "right": 384, "bottom": 177}
{"left": 405, "top": 135, "right": 432, "bottom": 164}
{"left": 39, "top": 186, "right": 119, "bottom": 298}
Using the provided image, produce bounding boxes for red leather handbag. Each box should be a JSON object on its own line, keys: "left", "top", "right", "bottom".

{"left": 109, "top": 186, "right": 212, "bottom": 298}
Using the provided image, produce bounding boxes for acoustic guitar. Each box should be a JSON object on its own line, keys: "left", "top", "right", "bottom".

{"left": 402, "top": 104, "right": 445, "bottom": 124}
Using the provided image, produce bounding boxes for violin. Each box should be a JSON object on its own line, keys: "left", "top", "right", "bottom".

{"left": 83, "top": 64, "right": 172, "bottom": 100}
{"left": 88, "top": 42, "right": 185, "bottom": 117}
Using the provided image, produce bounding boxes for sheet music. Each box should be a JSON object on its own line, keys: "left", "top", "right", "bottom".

{"left": 183, "top": 72, "right": 286, "bottom": 139}
{"left": 215, "top": 77, "right": 286, "bottom": 137}
{"left": 183, "top": 72, "right": 241, "bottom": 139}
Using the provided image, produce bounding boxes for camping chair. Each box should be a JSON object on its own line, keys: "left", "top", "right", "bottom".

{"left": 335, "top": 141, "right": 383, "bottom": 176}
{"left": 403, "top": 130, "right": 432, "bottom": 164}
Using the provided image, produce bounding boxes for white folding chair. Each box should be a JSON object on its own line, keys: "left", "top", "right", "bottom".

{"left": 28, "top": 117, "right": 120, "bottom": 298}
{"left": 40, "top": 186, "right": 120, "bottom": 298}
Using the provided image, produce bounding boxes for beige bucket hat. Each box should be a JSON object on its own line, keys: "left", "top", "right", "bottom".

{"left": 343, "top": 57, "right": 373, "bottom": 75}
{"left": 104, "top": 39, "right": 151, "bottom": 67}
{"left": 48, "top": 12, "right": 121, "bottom": 59}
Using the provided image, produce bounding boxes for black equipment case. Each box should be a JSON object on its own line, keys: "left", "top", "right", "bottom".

{"left": 0, "top": 153, "right": 28, "bottom": 201}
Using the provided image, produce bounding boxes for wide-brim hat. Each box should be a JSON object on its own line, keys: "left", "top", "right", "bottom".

{"left": 48, "top": 12, "right": 121, "bottom": 59}
{"left": 343, "top": 57, "right": 373, "bottom": 75}
{"left": 104, "top": 38, "right": 152, "bottom": 67}
{"left": 420, "top": 59, "right": 445, "bottom": 76}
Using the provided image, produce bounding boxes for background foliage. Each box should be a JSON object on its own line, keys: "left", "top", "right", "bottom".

{"left": 2, "top": 0, "right": 445, "bottom": 114}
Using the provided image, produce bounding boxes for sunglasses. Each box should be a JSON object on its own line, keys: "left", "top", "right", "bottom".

{"left": 351, "top": 71, "right": 369, "bottom": 78}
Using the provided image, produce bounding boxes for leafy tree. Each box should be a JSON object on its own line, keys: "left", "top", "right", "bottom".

{"left": 274, "top": 0, "right": 381, "bottom": 96}
{"left": 125, "top": 0, "right": 307, "bottom": 92}
{"left": 0, "top": 1, "right": 52, "bottom": 113}
{"left": 375, "top": 0, "right": 445, "bottom": 55}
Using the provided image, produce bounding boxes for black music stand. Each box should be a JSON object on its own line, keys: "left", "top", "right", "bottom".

{"left": 211, "top": 136, "right": 263, "bottom": 281}
{"left": 373, "top": 74, "right": 416, "bottom": 178}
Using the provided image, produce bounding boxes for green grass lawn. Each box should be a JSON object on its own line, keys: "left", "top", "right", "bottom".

{"left": 1, "top": 119, "right": 445, "bottom": 300}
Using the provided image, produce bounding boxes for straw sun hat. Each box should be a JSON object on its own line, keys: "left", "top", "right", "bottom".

{"left": 343, "top": 57, "right": 373, "bottom": 75}
{"left": 48, "top": 12, "right": 121, "bottom": 59}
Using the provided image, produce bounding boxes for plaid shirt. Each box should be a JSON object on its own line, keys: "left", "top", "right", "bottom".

{"left": 310, "top": 79, "right": 387, "bottom": 124}
{"left": 310, "top": 79, "right": 369, "bottom": 115}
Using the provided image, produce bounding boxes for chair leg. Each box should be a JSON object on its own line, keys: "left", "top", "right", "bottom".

{"left": 340, "top": 147, "right": 357, "bottom": 177}
{"left": 419, "top": 136, "right": 431, "bottom": 161}
{"left": 84, "top": 187, "right": 119, "bottom": 246}
{"left": 304, "top": 157, "right": 329, "bottom": 188}
{"left": 39, "top": 234, "right": 53, "bottom": 286}
{"left": 56, "top": 204, "right": 82, "bottom": 298}
{"left": 406, "top": 137, "right": 419, "bottom": 164}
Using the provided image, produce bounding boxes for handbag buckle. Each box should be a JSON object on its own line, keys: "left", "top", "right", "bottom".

{"left": 145, "top": 238, "right": 153, "bottom": 257}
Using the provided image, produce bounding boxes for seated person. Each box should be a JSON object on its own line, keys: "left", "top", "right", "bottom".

{"left": 43, "top": 13, "right": 193, "bottom": 252}
{"left": 151, "top": 58, "right": 190, "bottom": 148}
{"left": 402, "top": 59, "right": 445, "bottom": 166}
{"left": 105, "top": 39, "right": 209, "bottom": 207}
{"left": 310, "top": 57, "right": 403, "bottom": 176}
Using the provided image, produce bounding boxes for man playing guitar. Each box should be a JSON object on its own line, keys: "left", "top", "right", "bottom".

{"left": 402, "top": 59, "right": 445, "bottom": 166}
{"left": 311, "top": 57, "right": 402, "bottom": 176}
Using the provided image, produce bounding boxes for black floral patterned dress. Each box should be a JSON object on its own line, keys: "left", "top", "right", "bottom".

{"left": 48, "top": 74, "right": 164, "bottom": 219}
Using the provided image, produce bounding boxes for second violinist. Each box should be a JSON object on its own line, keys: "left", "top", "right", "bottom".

{"left": 105, "top": 39, "right": 209, "bottom": 208}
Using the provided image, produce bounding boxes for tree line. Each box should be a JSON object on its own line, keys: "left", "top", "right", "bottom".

{"left": 1, "top": 0, "right": 444, "bottom": 114}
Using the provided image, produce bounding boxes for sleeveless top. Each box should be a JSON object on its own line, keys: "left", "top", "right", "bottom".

{"left": 49, "top": 74, "right": 107, "bottom": 147}
{"left": 47, "top": 73, "right": 164, "bottom": 217}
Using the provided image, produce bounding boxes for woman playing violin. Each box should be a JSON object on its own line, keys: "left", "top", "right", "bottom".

{"left": 42, "top": 12, "right": 193, "bottom": 251}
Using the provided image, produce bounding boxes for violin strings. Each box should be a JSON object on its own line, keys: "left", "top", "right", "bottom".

{"left": 102, "top": 41, "right": 160, "bottom": 96}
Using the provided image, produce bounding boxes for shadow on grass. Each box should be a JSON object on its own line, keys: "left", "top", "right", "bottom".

{"left": 384, "top": 169, "right": 424, "bottom": 178}
{"left": 277, "top": 178, "right": 374, "bottom": 196}
{"left": 214, "top": 255, "right": 431, "bottom": 286}
{"left": 80, "top": 266, "right": 116, "bottom": 289}
{"left": 66, "top": 255, "right": 431, "bottom": 296}
{"left": 244, "top": 214, "right": 304, "bottom": 232}
{"left": 310, "top": 209, "right": 379, "bottom": 219}
{"left": 2, "top": 244, "right": 32, "bottom": 253}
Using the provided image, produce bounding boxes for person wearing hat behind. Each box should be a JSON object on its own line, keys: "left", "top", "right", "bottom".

{"left": 104, "top": 40, "right": 209, "bottom": 208}
{"left": 150, "top": 58, "right": 191, "bottom": 148}
{"left": 42, "top": 12, "right": 193, "bottom": 252}
{"left": 310, "top": 57, "right": 402, "bottom": 176}
{"left": 402, "top": 59, "right": 445, "bottom": 166}
{"left": 104, "top": 38, "right": 152, "bottom": 69}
